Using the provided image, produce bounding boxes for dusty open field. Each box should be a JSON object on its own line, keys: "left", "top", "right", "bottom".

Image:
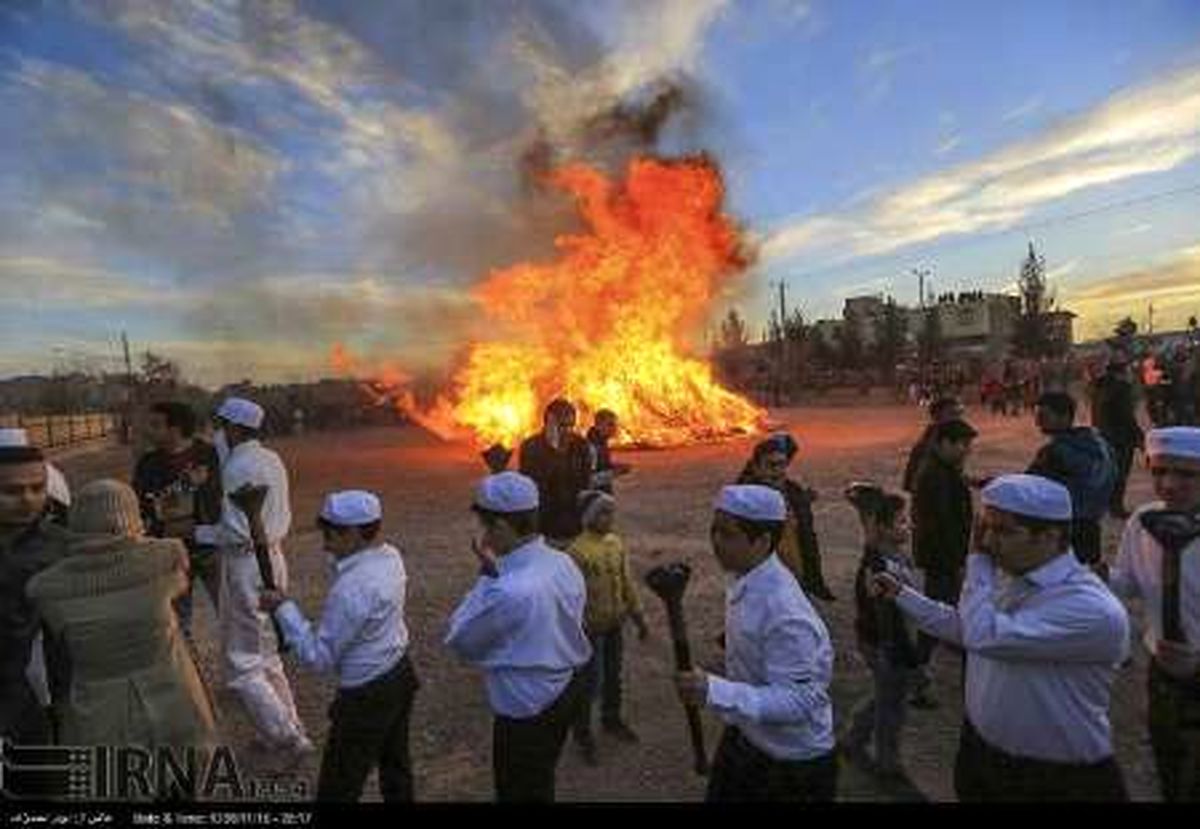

{"left": 57, "top": 403, "right": 1163, "bottom": 802}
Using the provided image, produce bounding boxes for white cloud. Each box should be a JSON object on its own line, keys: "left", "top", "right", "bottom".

{"left": 8, "top": 57, "right": 282, "bottom": 226}
{"left": 1065, "top": 243, "right": 1200, "bottom": 339}
{"left": 0, "top": 256, "right": 167, "bottom": 308}
{"left": 1118, "top": 222, "right": 1154, "bottom": 236}
{"left": 763, "top": 63, "right": 1200, "bottom": 266}
{"left": 859, "top": 45, "right": 919, "bottom": 102}
{"left": 1002, "top": 94, "right": 1045, "bottom": 123}
{"left": 935, "top": 134, "right": 962, "bottom": 155}
{"left": 1046, "top": 258, "right": 1080, "bottom": 282}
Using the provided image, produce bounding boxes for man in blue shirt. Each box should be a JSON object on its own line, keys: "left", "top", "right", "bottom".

{"left": 261, "top": 490, "right": 417, "bottom": 802}
{"left": 446, "top": 471, "right": 591, "bottom": 802}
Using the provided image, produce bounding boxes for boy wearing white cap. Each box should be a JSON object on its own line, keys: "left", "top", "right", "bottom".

{"left": 445, "top": 471, "right": 592, "bottom": 803}
{"left": 1109, "top": 426, "right": 1200, "bottom": 801}
{"left": 875, "top": 474, "right": 1130, "bottom": 801}
{"left": 212, "top": 397, "right": 311, "bottom": 759}
{"left": 260, "top": 490, "right": 418, "bottom": 802}
{"left": 675, "top": 484, "right": 838, "bottom": 802}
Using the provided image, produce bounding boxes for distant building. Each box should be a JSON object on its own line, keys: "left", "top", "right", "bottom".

{"left": 933, "top": 292, "right": 1021, "bottom": 358}
{"left": 1043, "top": 310, "right": 1077, "bottom": 353}
{"left": 812, "top": 319, "right": 845, "bottom": 346}
{"left": 817, "top": 291, "right": 1022, "bottom": 359}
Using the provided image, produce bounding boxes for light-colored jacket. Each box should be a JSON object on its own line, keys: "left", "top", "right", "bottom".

{"left": 26, "top": 535, "right": 216, "bottom": 749}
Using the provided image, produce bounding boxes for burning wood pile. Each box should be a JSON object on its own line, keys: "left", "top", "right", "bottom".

{"left": 339, "top": 154, "right": 766, "bottom": 451}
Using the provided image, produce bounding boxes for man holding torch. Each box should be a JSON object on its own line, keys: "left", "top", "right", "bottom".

{"left": 213, "top": 397, "right": 312, "bottom": 763}
{"left": 674, "top": 484, "right": 838, "bottom": 802}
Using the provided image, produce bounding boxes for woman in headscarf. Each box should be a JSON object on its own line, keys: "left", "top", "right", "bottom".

{"left": 737, "top": 433, "right": 836, "bottom": 601}
{"left": 26, "top": 479, "right": 216, "bottom": 756}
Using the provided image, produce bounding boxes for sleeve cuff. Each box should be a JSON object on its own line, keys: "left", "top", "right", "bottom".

{"left": 895, "top": 585, "right": 924, "bottom": 613}
{"left": 274, "top": 600, "right": 306, "bottom": 643}
{"left": 194, "top": 524, "right": 219, "bottom": 546}
{"left": 706, "top": 674, "right": 735, "bottom": 710}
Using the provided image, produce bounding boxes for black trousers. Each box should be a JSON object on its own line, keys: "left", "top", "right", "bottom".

{"left": 1108, "top": 442, "right": 1135, "bottom": 514}
{"left": 706, "top": 727, "right": 838, "bottom": 803}
{"left": 1071, "top": 519, "right": 1103, "bottom": 566}
{"left": 575, "top": 628, "right": 624, "bottom": 733}
{"left": 0, "top": 685, "right": 52, "bottom": 745}
{"left": 1148, "top": 660, "right": 1200, "bottom": 802}
{"left": 954, "top": 719, "right": 1127, "bottom": 802}
{"left": 316, "top": 655, "right": 419, "bottom": 803}
{"left": 493, "top": 669, "right": 586, "bottom": 803}
{"left": 915, "top": 566, "right": 963, "bottom": 665}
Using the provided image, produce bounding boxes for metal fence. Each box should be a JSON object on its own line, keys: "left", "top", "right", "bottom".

{"left": 0, "top": 412, "right": 117, "bottom": 449}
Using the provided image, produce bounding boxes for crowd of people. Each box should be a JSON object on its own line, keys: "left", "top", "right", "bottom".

{"left": 2, "top": 376, "right": 1200, "bottom": 804}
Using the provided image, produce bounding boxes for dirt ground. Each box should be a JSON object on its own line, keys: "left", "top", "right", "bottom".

{"left": 56, "top": 403, "right": 1163, "bottom": 802}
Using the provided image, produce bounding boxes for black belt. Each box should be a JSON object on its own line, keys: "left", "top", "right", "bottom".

{"left": 337, "top": 653, "right": 416, "bottom": 699}
{"left": 963, "top": 718, "right": 1114, "bottom": 773}
{"left": 726, "top": 726, "right": 836, "bottom": 769}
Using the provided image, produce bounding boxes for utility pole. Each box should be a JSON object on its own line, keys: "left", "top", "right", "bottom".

{"left": 912, "top": 267, "right": 931, "bottom": 309}
{"left": 1148, "top": 302, "right": 1154, "bottom": 336}
{"left": 121, "top": 331, "right": 134, "bottom": 445}
{"left": 775, "top": 280, "right": 789, "bottom": 406}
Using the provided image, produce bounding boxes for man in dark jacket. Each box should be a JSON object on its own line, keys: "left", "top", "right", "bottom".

{"left": 738, "top": 433, "right": 836, "bottom": 601}
{"left": 585, "top": 409, "right": 632, "bottom": 495}
{"left": 1027, "top": 392, "right": 1116, "bottom": 568}
{"left": 519, "top": 399, "right": 593, "bottom": 548}
{"left": 0, "top": 445, "right": 71, "bottom": 749}
{"left": 133, "top": 401, "right": 223, "bottom": 638}
{"left": 910, "top": 418, "right": 977, "bottom": 706}
{"left": 1091, "top": 358, "right": 1144, "bottom": 518}
{"left": 902, "top": 396, "right": 966, "bottom": 494}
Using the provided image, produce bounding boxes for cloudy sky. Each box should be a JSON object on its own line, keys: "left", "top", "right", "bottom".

{"left": 3, "top": 0, "right": 1199, "bottom": 386}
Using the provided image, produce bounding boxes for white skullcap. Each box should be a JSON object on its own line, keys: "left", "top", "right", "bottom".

{"left": 45, "top": 463, "right": 70, "bottom": 507}
{"left": 474, "top": 471, "right": 539, "bottom": 513}
{"left": 216, "top": 397, "right": 265, "bottom": 430}
{"left": 0, "top": 428, "right": 30, "bottom": 447}
{"left": 1147, "top": 427, "right": 1200, "bottom": 462}
{"left": 715, "top": 484, "right": 787, "bottom": 522}
{"left": 981, "top": 474, "right": 1072, "bottom": 522}
{"left": 320, "top": 490, "right": 382, "bottom": 526}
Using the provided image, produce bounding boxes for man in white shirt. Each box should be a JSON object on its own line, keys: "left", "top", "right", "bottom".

{"left": 1109, "top": 426, "right": 1200, "bottom": 802}
{"left": 445, "top": 471, "right": 591, "bottom": 802}
{"left": 261, "top": 489, "right": 418, "bottom": 802}
{"left": 875, "top": 473, "right": 1130, "bottom": 801}
{"left": 213, "top": 397, "right": 311, "bottom": 761}
{"left": 675, "top": 484, "right": 838, "bottom": 802}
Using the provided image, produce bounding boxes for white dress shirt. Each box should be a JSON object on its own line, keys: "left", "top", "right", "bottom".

{"left": 275, "top": 542, "right": 409, "bottom": 689}
{"left": 218, "top": 439, "right": 292, "bottom": 547}
{"left": 705, "top": 554, "right": 836, "bottom": 761}
{"left": 445, "top": 536, "right": 591, "bottom": 718}
{"left": 1110, "top": 501, "right": 1200, "bottom": 654}
{"left": 896, "top": 552, "right": 1130, "bottom": 763}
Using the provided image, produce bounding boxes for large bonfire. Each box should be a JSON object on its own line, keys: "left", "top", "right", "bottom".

{"left": 349, "top": 155, "right": 766, "bottom": 448}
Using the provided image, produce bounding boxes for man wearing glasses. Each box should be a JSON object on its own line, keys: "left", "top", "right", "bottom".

{"left": 1110, "top": 426, "right": 1200, "bottom": 801}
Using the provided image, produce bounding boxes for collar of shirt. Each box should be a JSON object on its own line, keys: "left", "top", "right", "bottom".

{"left": 1023, "top": 551, "right": 1080, "bottom": 588}
{"left": 497, "top": 536, "right": 545, "bottom": 575}
{"left": 226, "top": 439, "right": 262, "bottom": 464}
{"left": 730, "top": 553, "right": 782, "bottom": 604}
{"left": 334, "top": 542, "right": 393, "bottom": 576}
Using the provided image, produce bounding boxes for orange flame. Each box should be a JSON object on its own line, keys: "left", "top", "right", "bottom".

{"left": 338, "top": 155, "right": 765, "bottom": 448}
